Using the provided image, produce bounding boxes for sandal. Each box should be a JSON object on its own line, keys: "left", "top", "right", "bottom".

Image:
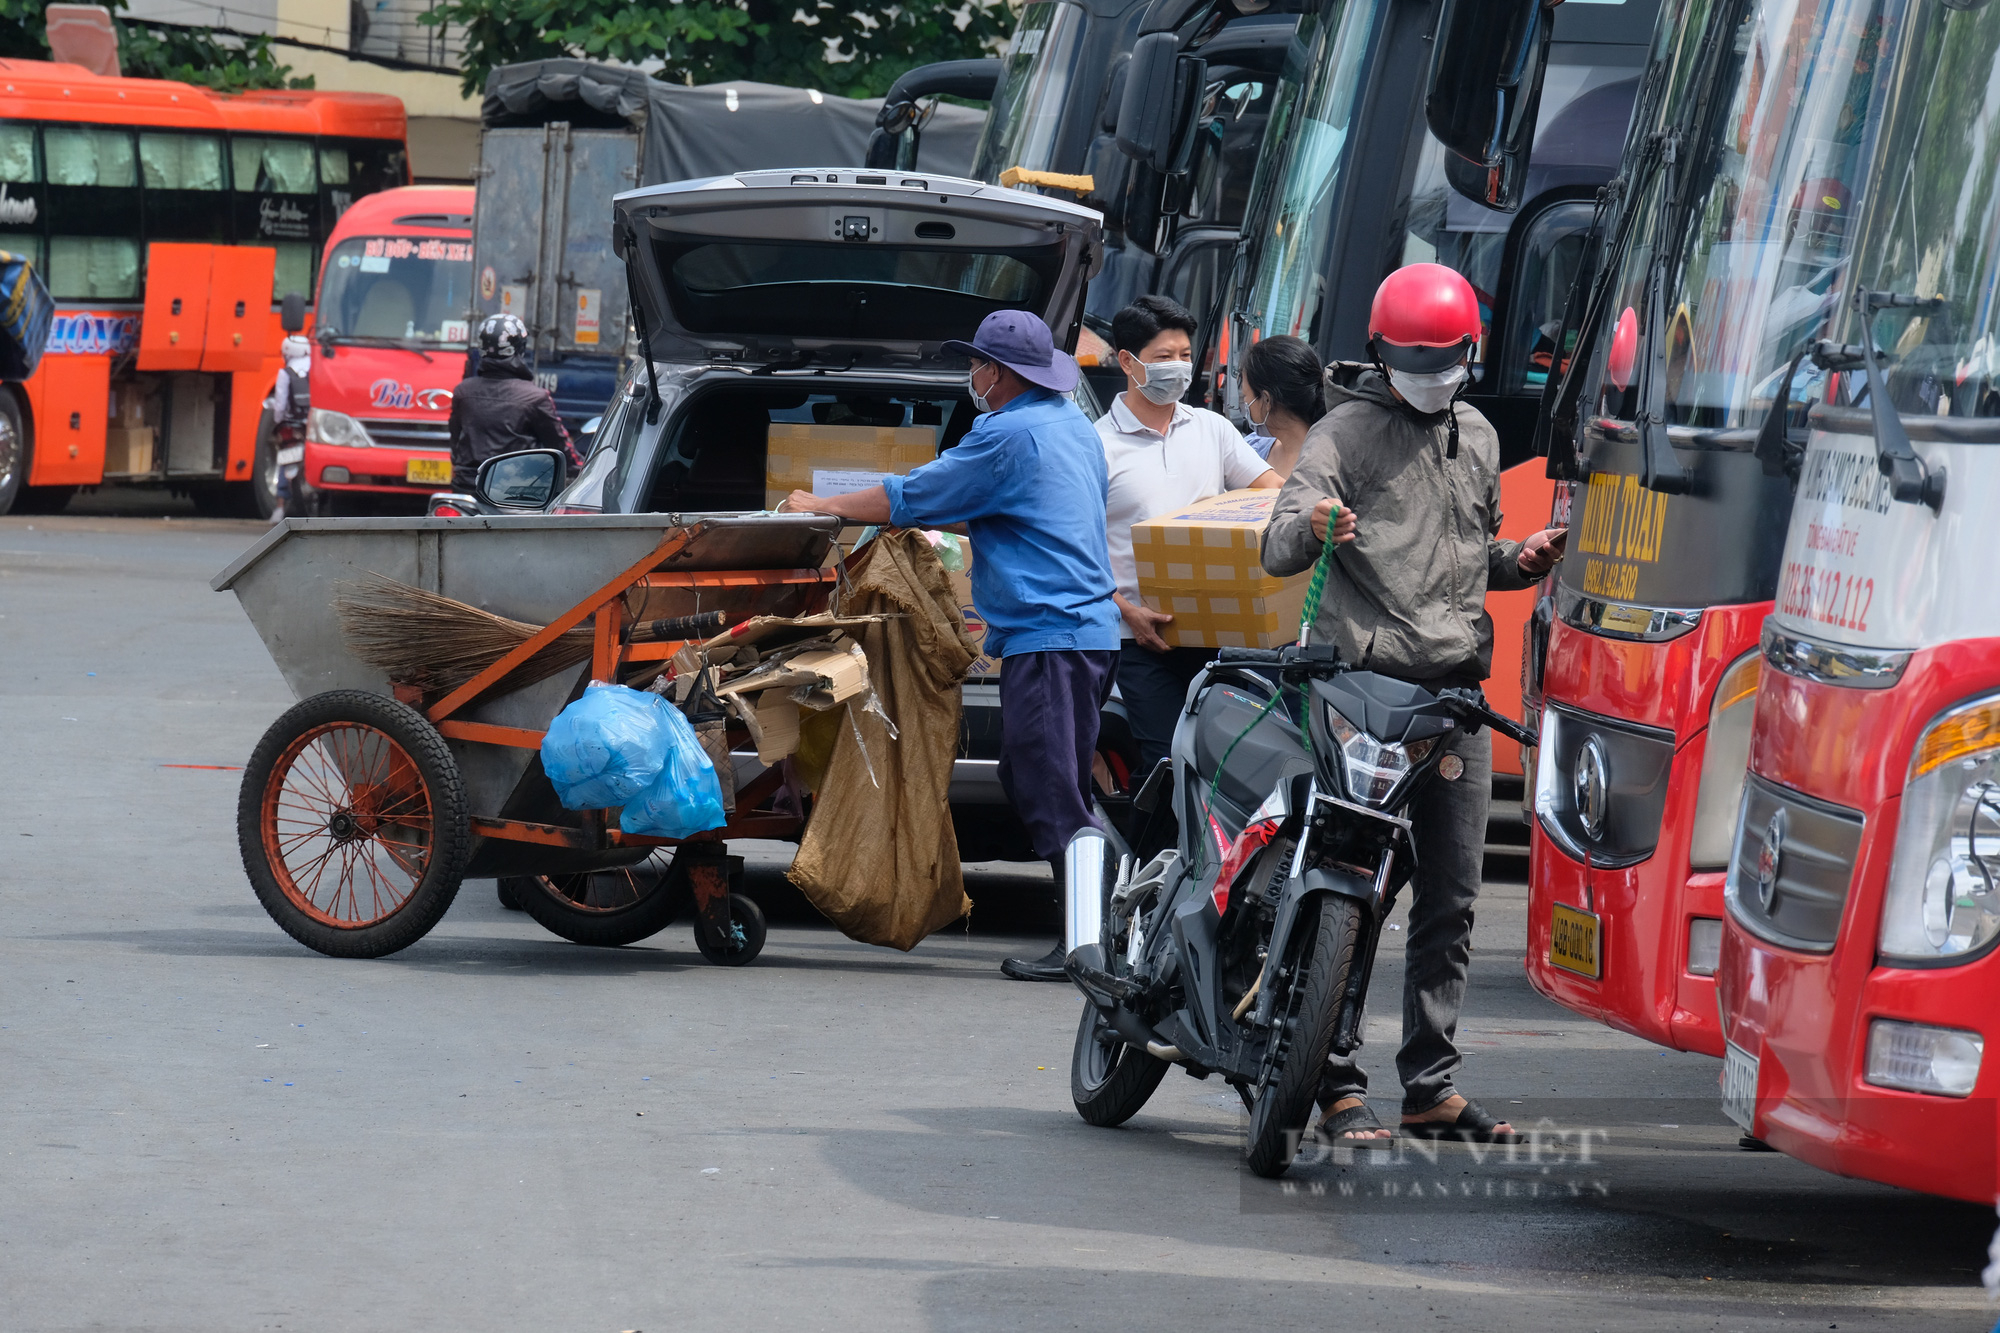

{"left": 1400, "top": 1097, "right": 1524, "bottom": 1145}
{"left": 1316, "top": 1098, "right": 1393, "bottom": 1142}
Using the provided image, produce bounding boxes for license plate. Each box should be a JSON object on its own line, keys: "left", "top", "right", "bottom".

{"left": 1549, "top": 901, "right": 1601, "bottom": 979}
{"left": 406, "top": 457, "right": 452, "bottom": 484}
{"left": 1721, "top": 1040, "right": 1759, "bottom": 1132}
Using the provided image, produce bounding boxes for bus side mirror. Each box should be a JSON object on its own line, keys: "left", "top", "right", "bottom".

{"left": 1117, "top": 33, "right": 1183, "bottom": 172}
{"left": 279, "top": 291, "right": 306, "bottom": 334}
{"left": 1425, "top": 0, "right": 1554, "bottom": 212}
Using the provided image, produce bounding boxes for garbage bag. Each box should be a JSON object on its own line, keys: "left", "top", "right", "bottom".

{"left": 788, "top": 528, "right": 978, "bottom": 949}
{"left": 541, "top": 683, "right": 670, "bottom": 811}
{"left": 0, "top": 250, "right": 54, "bottom": 381}
{"left": 619, "top": 702, "right": 729, "bottom": 838}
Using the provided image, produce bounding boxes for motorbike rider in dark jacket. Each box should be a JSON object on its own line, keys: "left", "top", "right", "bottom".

{"left": 1261, "top": 263, "right": 1565, "bottom": 1145}
{"left": 448, "top": 313, "right": 581, "bottom": 490}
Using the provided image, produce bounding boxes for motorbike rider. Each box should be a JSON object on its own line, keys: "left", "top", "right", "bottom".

{"left": 448, "top": 313, "right": 582, "bottom": 491}
{"left": 264, "top": 332, "right": 311, "bottom": 521}
{"left": 1261, "top": 263, "right": 1564, "bottom": 1144}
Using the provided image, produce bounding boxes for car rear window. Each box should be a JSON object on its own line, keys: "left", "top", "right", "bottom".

{"left": 655, "top": 239, "right": 1062, "bottom": 341}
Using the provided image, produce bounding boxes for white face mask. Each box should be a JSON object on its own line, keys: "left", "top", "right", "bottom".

{"left": 1128, "top": 356, "right": 1194, "bottom": 405}
{"left": 1388, "top": 364, "right": 1467, "bottom": 415}
{"left": 1244, "top": 390, "right": 1270, "bottom": 431}
{"left": 969, "top": 363, "right": 995, "bottom": 413}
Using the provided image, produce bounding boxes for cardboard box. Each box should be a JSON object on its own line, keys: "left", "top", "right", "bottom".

{"left": 1131, "top": 489, "right": 1309, "bottom": 649}
{"left": 104, "top": 426, "right": 155, "bottom": 475}
{"left": 945, "top": 539, "right": 1000, "bottom": 678}
{"left": 764, "top": 422, "right": 937, "bottom": 509}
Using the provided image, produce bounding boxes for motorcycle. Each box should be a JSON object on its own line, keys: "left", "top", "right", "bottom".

{"left": 1061, "top": 642, "right": 1536, "bottom": 1177}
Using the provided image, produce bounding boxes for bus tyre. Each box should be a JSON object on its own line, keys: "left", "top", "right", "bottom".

{"left": 245, "top": 410, "right": 280, "bottom": 519}
{"left": 0, "top": 391, "right": 25, "bottom": 516}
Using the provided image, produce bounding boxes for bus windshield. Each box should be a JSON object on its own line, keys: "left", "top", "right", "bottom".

{"left": 1842, "top": 2, "right": 2000, "bottom": 421}
{"left": 1233, "top": 0, "right": 1383, "bottom": 345}
{"left": 316, "top": 236, "right": 474, "bottom": 345}
{"left": 1588, "top": 0, "right": 1903, "bottom": 436}
{"left": 972, "top": 2, "right": 1092, "bottom": 182}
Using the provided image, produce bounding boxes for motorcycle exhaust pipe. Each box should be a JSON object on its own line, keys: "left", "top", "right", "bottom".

{"left": 1064, "top": 827, "right": 1112, "bottom": 971}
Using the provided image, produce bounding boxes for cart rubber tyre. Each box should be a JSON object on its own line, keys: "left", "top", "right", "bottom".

{"left": 510, "top": 852, "right": 687, "bottom": 947}
{"left": 238, "top": 690, "right": 470, "bottom": 958}
{"left": 1071, "top": 1000, "right": 1170, "bottom": 1127}
{"left": 694, "top": 892, "right": 766, "bottom": 966}
{"left": 1244, "top": 896, "right": 1363, "bottom": 1178}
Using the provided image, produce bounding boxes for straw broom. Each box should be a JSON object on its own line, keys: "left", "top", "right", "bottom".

{"left": 333, "top": 572, "right": 596, "bottom": 697}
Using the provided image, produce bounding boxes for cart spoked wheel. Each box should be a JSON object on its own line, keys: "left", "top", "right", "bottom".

{"left": 507, "top": 851, "right": 689, "bottom": 947}
{"left": 238, "top": 690, "right": 470, "bottom": 959}
{"left": 694, "top": 893, "right": 767, "bottom": 967}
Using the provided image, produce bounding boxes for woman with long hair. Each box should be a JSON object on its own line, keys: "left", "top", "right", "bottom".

{"left": 1241, "top": 335, "right": 1325, "bottom": 479}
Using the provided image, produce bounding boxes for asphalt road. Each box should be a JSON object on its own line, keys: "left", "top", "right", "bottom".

{"left": 3, "top": 514, "right": 1994, "bottom": 1332}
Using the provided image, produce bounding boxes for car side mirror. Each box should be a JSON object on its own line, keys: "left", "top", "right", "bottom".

{"left": 475, "top": 449, "right": 564, "bottom": 510}
{"left": 1117, "top": 32, "right": 1182, "bottom": 172}
{"left": 1425, "top": 0, "right": 1553, "bottom": 212}
{"left": 279, "top": 291, "right": 306, "bottom": 333}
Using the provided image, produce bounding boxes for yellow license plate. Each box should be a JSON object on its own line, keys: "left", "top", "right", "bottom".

{"left": 406, "top": 457, "right": 452, "bottom": 484}
{"left": 1549, "top": 902, "right": 1601, "bottom": 979}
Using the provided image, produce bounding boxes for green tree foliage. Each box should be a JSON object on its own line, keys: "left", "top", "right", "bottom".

{"left": 423, "top": 0, "right": 1011, "bottom": 100}
{"left": 0, "top": 0, "right": 312, "bottom": 92}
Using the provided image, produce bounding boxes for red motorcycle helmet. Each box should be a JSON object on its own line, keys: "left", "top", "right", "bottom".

{"left": 1369, "top": 262, "right": 1482, "bottom": 373}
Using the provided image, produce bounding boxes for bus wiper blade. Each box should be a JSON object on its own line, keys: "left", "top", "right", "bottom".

{"left": 326, "top": 333, "right": 436, "bottom": 362}
{"left": 1850, "top": 289, "right": 1948, "bottom": 512}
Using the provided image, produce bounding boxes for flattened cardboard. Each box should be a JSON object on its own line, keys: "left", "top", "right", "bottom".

{"left": 1131, "top": 488, "right": 1309, "bottom": 649}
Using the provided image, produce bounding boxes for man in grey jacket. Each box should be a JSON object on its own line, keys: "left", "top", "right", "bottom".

{"left": 1261, "top": 263, "right": 1563, "bottom": 1145}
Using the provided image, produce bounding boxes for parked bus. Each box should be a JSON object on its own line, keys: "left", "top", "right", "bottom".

{"left": 300, "top": 185, "right": 472, "bottom": 515}
{"left": 1715, "top": 0, "right": 2000, "bottom": 1203}
{"left": 1215, "top": 0, "right": 1657, "bottom": 793}
{"left": 1522, "top": 0, "right": 1906, "bottom": 1058}
{"left": 0, "top": 60, "right": 407, "bottom": 517}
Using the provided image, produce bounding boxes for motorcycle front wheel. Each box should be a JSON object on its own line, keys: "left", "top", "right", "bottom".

{"left": 1244, "top": 895, "right": 1365, "bottom": 1178}
{"left": 1070, "top": 1001, "right": 1169, "bottom": 1127}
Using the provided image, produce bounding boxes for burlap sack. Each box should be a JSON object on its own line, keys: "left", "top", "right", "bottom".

{"left": 787, "top": 529, "right": 979, "bottom": 949}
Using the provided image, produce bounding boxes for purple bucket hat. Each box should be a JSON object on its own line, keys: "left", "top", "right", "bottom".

{"left": 941, "top": 309, "right": 1079, "bottom": 394}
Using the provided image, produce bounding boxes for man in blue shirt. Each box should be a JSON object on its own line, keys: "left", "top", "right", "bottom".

{"left": 781, "top": 309, "right": 1119, "bottom": 980}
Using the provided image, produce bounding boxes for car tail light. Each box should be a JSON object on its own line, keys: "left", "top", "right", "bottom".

{"left": 432, "top": 504, "right": 464, "bottom": 517}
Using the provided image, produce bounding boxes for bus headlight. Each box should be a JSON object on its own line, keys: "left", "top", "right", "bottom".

{"left": 1880, "top": 694, "right": 2000, "bottom": 963}
{"left": 1323, "top": 704, "right": 1436, "bottom": 807}
{"left": 309, "top": 409, "right": 376, "bottom": 448}
{"left": 1688, "top": 651, "right": 1762, "bottom": 868}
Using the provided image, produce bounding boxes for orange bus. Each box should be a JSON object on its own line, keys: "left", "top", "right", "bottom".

{"left": 0, "top": 59, "right": 408, "bottom": 517}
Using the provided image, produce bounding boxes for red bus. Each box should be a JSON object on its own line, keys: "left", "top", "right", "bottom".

{"left": 0, "top": 59, "right": 407, "bottom": 517}
{"left": 300, "top": 183, "right": 473, "bottom": 513}
{"left": 1717, "top": 0, "right": 2000, "bottom": 1205}
{"left": 1523, "top": 0, "right": 1902, "bottom": 1059}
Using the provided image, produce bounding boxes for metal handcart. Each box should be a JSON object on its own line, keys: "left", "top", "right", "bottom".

{"left": 212, "top": 512, "right": 844, "bottom": 962}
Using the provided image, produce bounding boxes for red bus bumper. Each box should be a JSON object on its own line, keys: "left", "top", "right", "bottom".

{"left": 1715, "top": 639, "right": 2000, "bottom": 1204}
{"left": 306, "top": 441, "right": 453, "bottom": 496}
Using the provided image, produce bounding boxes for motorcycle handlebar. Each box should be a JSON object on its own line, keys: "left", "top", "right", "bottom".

{"left": 1214, "top": 647, "right": 1285, "bottom": 665}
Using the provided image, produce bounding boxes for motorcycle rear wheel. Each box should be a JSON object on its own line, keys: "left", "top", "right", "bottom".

{"left": 1244, "top": 895, "right": 1365, "bottom": 1178}
{"left": 1070, "top": 1001, "right": 1169, "bottom": 1127}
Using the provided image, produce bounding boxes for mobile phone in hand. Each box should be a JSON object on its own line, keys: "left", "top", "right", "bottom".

{"left": 1547, "top": 525, "right": 1569, "bottom": 556}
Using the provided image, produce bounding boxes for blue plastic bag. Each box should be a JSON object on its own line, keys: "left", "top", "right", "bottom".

{"left": 540, "top": 684, "right": 670, "bottom": 811}
{"left": 619, "top": 702, "right": 728, "bottom": 839}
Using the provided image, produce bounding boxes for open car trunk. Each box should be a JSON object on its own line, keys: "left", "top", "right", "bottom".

{"left": 614, "top": 170, "right": 1104, "bottom": 372}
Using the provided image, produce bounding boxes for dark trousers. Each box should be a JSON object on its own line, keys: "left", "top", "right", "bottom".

{"left": 997, "top": 649, "right": 1118, "bottom": 862}
{"left": 1115, "top": 643, "right": 1213, "bottom": 773}
{"left": 1318, "top": 724, "right": 1492, "bottom": 1115}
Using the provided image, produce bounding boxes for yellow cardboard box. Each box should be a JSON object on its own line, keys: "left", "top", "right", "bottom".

{"left": 1131, "top": 488, "right": 1308, "bottom": 649}
{"left": 764, "top": 422, "right": 937, "bottom": 510}
{"left": 946, "top": 547, "right": 1001, "bottom": 679}
{"left": 105, "top": 426, "right": 155, "bottom": 475}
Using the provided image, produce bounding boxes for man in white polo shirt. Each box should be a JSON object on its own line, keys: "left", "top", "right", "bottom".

{"left": 1098, "top": 296, "right": 1280, "bottom": 774}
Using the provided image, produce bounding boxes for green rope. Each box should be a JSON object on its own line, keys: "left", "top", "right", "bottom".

{"left": 1297, "top": 502, "right": 1342, "bottom": 639}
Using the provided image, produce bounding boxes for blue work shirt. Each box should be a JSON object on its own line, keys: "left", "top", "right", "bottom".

{"left": 883, "top": 387, "right": 1120, "bottom": 656}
